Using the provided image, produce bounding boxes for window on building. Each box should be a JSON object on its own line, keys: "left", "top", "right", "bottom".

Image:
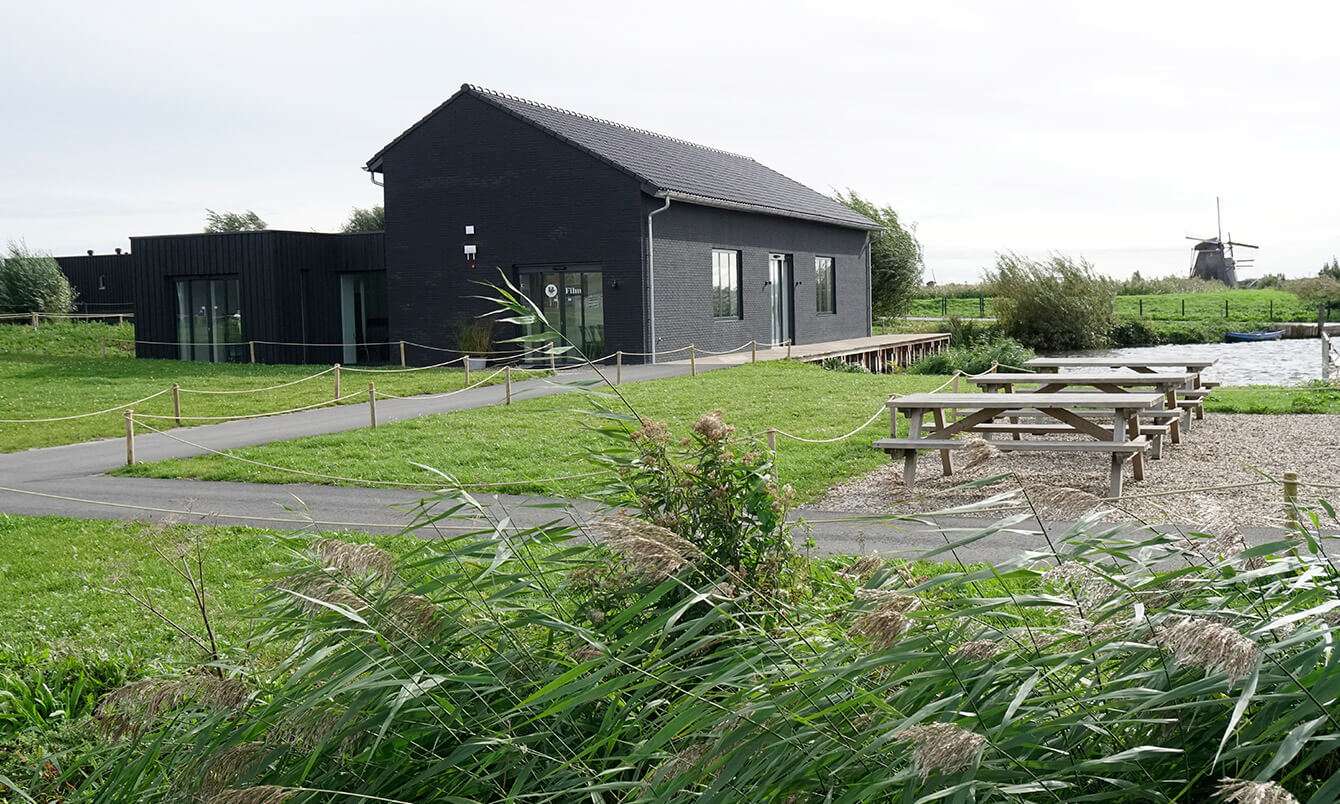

{"left": 815, "top": 256, "right": 835, "bottom": 314}
{"left": 711, "top": 249, "right": 741, "bottom": 319}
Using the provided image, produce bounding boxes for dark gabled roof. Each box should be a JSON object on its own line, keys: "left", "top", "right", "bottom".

{"left": 366, "top": 84, "right": 879, "bottom": 231}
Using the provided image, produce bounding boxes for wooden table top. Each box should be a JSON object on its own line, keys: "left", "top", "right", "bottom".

{"left": 889, "top": 392, "right": 1165, "bottom": 409}
{"left": 972, "top": 372, "right": 1195, "bottom": 385}
{"left": 1023, "top": 357, "right": 1217, "bottom": 369}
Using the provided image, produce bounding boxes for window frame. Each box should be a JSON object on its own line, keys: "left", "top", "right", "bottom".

{"left": 710, "top": 248, "right": 743, "bottom": 320}
{"left": 814, "top": 255, "right": 836, "bottom": 315}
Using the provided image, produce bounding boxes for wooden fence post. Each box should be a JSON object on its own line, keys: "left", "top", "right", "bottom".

{"left": 368, "top": 382, "right": 377, "bottom": 428}
{"left": 333, "top": 364, "right": 341, "bottom": 400}
{"left": 463, "top": 355, "right": 471, "bottom": 386}
{"left": 505, "top": 366, "right": 513, "bottom": 404}
{"left": 615, "top": 350, "right": 623, "bottom": 385}
{"left": 30, "top": 312, "right": 39, "bottom": 327}
{"left": 766, "top": 428, "right": 777, "bottom": 453}
{"left": 248, "top": 341, "right": 256, "bottom": 364}
{"left": 1224, "top": 299, "right": 1229, "bottom": 319}
{"left": 751, "top": 340, "right": 757, "bottom": 363}
{"left": 171, "top": 383, "right": 182, "bottom": 426}
{"left": 786, "top": 340, "right": 792, "bottom": 359}
{"left": 124, "top": 410, "right": 135, "bottom": 466}
{"left": 689, "top": 345, "right": 697, "bottom": 377}
{"left": 1181, "top": 299, "right": 1186, "bottom": 318}
{"left": 1283, "top": 471, "right": 1299, "bottom": 526}
{"left": 399, "top": 340, "right": 407, "bottom": 367}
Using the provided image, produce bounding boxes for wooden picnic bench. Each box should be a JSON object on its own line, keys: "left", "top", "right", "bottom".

{"left": 873, "top": 391, "right": 1166, "bottom": 497}
{"left": 1020, "top": 358, "right": 1218, "bottom": 422}
{"left": 971, "top": 372, "right": 1194, "bottom": 449}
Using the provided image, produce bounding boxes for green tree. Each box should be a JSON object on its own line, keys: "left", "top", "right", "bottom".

{"left": 1320, "top": 256, "right": 1340, "bottom": 280}
{"left": 340, "top": 205, "right": 385, "bottom": 233}
{"left": 203, "top": 209, "right": 267, "bottom": 233}
{"left": 835, "top": 190, "right": 923, "bottom": 318}
{"left": 0, "top": 240, "right": 76, "bottom": 313}
{"left": 987, "top": 252, "right": 1116, "bottom": 351}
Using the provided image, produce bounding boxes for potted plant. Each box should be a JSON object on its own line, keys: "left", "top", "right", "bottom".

{"left": 455, "top": 318, "right": 494, "bottom": 370}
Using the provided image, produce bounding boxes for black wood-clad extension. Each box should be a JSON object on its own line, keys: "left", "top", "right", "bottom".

{"left": 53, "top": 253, "right": 137, "bottom": 314}
{"left": 130, "top": 231, "right": 384, "bottom": 365}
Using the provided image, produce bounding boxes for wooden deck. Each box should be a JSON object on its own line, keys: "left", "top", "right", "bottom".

{"left": 673, "top": 332, "right": 950, "bottom": 372}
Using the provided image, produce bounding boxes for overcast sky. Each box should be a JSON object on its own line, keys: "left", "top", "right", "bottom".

{"left": 4, "top": 1, "right": 1337, "bottom": 282}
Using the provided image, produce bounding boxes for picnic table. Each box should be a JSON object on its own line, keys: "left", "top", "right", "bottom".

{"left": 971, "top": 372, "right": 1195, "bottom": 447}
{"left": 873, "top": 391, "right": 1167, "bottom": 497}
{"left": 1020, "top": 358, "right": 1219, "bottom": 421}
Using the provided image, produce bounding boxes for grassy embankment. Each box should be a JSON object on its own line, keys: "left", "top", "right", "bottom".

{"left": 906, "top": 287, "right": 1314, "bottom": 321}
{"left": 0, "top": 321, "right": 537, "bottom": 453}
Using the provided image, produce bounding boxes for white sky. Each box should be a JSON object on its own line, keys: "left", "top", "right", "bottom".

{"left": 3, "top": 0, "right": 1338, "bottom": 282}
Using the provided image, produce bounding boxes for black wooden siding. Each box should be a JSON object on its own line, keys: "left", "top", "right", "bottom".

{"left": 54, "top": 253, "right": 137, "bottom": 313}
{"left": 130, "top": 230, "right": 384, "bottom": 364}
{"left": 378, "top": 92, "right": 646, "bottom": 362}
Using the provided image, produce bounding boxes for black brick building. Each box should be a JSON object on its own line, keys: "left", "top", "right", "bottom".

{"left": 367, "top": 84, "right": 879, "bottom": 361}
{"left": 88, "top": 84, "right": 879, "bottom": 365}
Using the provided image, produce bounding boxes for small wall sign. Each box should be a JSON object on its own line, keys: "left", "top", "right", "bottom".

{"left": 544, "top": 283, "right": 558, "bottom": 299}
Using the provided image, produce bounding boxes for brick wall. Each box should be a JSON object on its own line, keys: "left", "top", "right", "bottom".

{"left": 645, "top": 199, "right": 870, "bottom": 356}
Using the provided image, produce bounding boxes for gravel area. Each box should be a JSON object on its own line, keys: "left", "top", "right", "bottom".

{"left": 806, "top": 414, "right": 1340, "bottom": 529}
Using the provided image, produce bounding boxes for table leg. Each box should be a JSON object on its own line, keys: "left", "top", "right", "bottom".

{"left": 932, "top": 409, "right": 953, "bottom": 476}
{"left": 1005, "top": 382, "right": 1021, "bottom": 441}
{"left": 1126, "top": 413, "right": 1145, "bottom": 481}
{"left": 887, "top": 406, "right": 899, "bottom": 464}
{"left": 1108, "top": 410, "right": 1126, "bottom": 498}
{"left": 903, "top": 408, "right": 923, "bottom": 487}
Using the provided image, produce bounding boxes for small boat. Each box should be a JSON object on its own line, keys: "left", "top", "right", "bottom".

{"left": 1224, "top": 330, "right": 1283, "bottom": 343}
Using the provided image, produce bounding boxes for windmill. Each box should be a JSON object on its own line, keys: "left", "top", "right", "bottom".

{"left": 1186, "top": 197, "right": 1258, "bottom": 286}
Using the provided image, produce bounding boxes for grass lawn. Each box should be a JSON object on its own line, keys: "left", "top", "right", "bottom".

{"left": 0, "top": 321, "right": 536, "bottom": 453}
{"left": 0, "top": 514, "right": 426, "bottom": 664}
{"left": 119, "top": 361, "right": 959, "bottom": 503}
{"left": 1208, "top": 383, "right": 1340, "bottom": 414}
{"left": 906, "top": 287, "right": 1315, "bottom": 323}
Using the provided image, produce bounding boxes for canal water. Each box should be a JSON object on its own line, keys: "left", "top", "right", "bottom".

{"left": 1062, "top": 338, "right": 1329, "bottom": 385}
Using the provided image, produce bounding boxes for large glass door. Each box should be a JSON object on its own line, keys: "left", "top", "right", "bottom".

{"left": 768, "top": 254, "right": 793, "bottom": 345}
{"left": 174, "top": 277, "right": 242, "bottom": 362}
{"left": 340, "top": 273, "right": 389, "bottom": 364}
{"left": 527, "top": 269, "right": 605, "bottom": 360}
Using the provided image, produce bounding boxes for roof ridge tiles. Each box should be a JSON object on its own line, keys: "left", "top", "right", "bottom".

{"left": 464, "top": 83, "right": 756, "bottom": 162}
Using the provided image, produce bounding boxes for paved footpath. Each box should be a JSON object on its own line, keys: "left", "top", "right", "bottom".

{"left": 0, "top": 352, "right": 1140, "bottom": 563}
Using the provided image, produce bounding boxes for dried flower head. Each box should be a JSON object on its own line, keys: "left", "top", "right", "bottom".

{"left": 954, "top": 640, "right": 1001, "bottom": 661}
{"left": 387, "top": 593, "right": 443, "bottom": 638}
{"left": 594, "top": 515, "right": 702, "bottom": 583}
{"left": 266, "top": 710, "right": 341, "bottom": 751}
{"left": 631, "top": 419, "right": 671, "bottom": 446}
{"left": 1216, "top": 778, "right": 1300, "bottom": 804}
{"left": 841, "top": 554, "right": 885, "bottom": 582}
{"left": 692, "top": 410, "right": 734, "bottom": 442}
{"left": 1041, "top": 561, "right": 1114, "bottom": 609}
{"left": 649, "top": 742, "right": 712, "bottom": 784}
{"left": 196, "top": 742, "right": 268, "bottom": 799}
{"left": 959, "top": 437, "right": 1001, "bottom": 472}
{"left": 854, "top": 588, "right": 921, "bottom": 613}
{"left": 313, "top": 539, "right": 395, "bottom": 581}
{"left": 282, "top": 576, "right": 367, "bottom": 614}
{"left": 207, "top": 786, "right": 294, "bottom": 804}
{"left": 96, "top": 674, "right": 250, "bottom": 739}
{"left": 850, "top": 592, "right": 919, "bottom": 649}
{"left": 895, "top": 723, "right": 986, "bottom": 779}
{"left": 1159, "top": 616, "right": 1261, "bottom": 682}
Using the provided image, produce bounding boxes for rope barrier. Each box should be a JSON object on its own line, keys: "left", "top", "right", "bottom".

{"left": 130, "top": 389, "right": 367, "bottom": 422}
{"left": 340, "top": 359, "right": 462, "bottom": 374}
{"left": 176, "top": 367, "right": 336, "bottom": 395}
{"left": 374, "top": 365, "right": 510, "bottom": 400}
{"left": 132, "top": 419, "right": 608, "bottom": 490}
{"left": 0, "top": 389, "right": 171, "bottom": 423}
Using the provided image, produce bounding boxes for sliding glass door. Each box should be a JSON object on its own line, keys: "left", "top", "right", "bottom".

{"left": 174, "top": 277, "right": 243, "bottom": 362}
{"left": 340, "top": 272, "right": 390, "bottom": 364}
{"left": 525, "top": 269, "right": 605, "bottom": 360}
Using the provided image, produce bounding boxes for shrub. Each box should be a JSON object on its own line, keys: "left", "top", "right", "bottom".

{"left": 340, "top": 205, "right": 384, "bottom": 233}
{"left": 819, "top": 357, "right": 870, "bottom": 374}
{"left": 453, "top": 317, "right": 495, "bottom": 353}
{"left": 0, "top": 241, "right": 76, "bottom": 314}
{"left": 988, "top": 252, "right": 1115, "bottom": 351}
{"left": 1108, "top": 318, "right": 1161, "bottom": 347}
{"left": 1286, "top": 276, "right": 1340, "bottom": 309}
{"left": 835, "top": 190, "right": 923, "bottom": 318}
{"left": 906, "top": 337, "right": 1033, "bottom": 375}
{"left": 1117, "top": 272, "right": 1222, "bottom": 296}
{"left": 944, "top": 315, "right": 1003, "bottom": 347}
